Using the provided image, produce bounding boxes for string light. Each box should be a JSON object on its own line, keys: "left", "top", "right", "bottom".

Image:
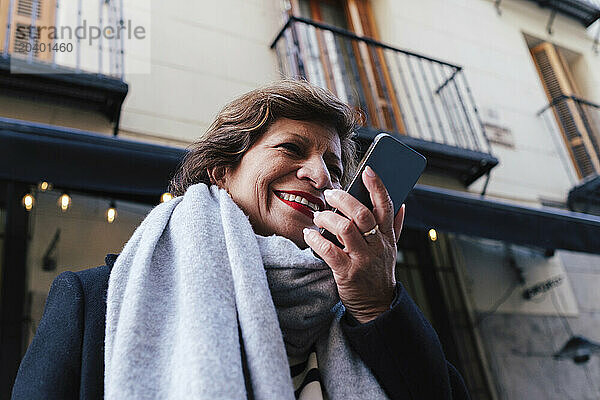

{"left": 428, "top": 228, "right": 437, "bottom": 242}
{"left": 106, "top": 201, "right": 117, "bottom": 223}
{"left": 161, "top": 192, "right": 173, "bottom": 203}
{"left": 37, "top": 181, "right": 53, "bottom": 191}
{"left": 58, "top": 193, "right": 71, "bottom": 212}
{"left": 22, "top": 194, "right": 35, "bottom": 211}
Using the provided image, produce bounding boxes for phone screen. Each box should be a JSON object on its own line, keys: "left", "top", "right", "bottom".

{"left": 319, "top": 133, "right": 427, "bottom": 249}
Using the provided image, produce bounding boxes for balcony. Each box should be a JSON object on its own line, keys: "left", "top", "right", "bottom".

{"left": 523, "top": 0, "right": 600, "bottom": 28}
{"left": 271, "top": 16, "right": 498, "bottom": 186}
{"left": 0, "top": 0, "right": 128, "bottom": 134}
{"left": 538, "top": 95, "right": 600, "bottom": 213}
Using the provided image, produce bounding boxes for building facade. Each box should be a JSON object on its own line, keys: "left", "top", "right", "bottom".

{"left": 1, "top": 0, "right": 600, "bottom": 398}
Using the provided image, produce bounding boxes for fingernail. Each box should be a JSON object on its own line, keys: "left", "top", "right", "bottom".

{"left": 324, "top": 189, "right": 337, "bottom": 199}
{"left": 365, "top": 165, "right": 375, "bottom": 177}
{"left": 313, "top": 211, "right": 321, "bottom": 219}
{"left": 303, "top": 228, "right": 313, "bottom": 237}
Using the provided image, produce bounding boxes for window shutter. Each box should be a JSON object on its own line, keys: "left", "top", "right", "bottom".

{"left": 345, "top": 0, "right": 406, "bottom": 134}
{"left": 0, "top": 0, "right": 10, "bottom": 52}
{"left": 531, "top": 42, "right": 600, "bottom": 179}
{"left": 293, "top": 0, "right": 406, "bottom": 134}
{"left": 1, "top": 0, "right": 56, "bottom": 62}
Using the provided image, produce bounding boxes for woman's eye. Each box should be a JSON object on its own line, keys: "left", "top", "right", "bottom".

{"left": 329, "top": 167, "right": 342, "bottom": 181}
{"left": 279, "top": 143, "right": 302, "bottom": 154}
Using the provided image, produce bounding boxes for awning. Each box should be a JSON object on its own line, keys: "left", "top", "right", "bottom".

{"left": 2, "top": 117, "right": 599, "bottom": 254}
{"left": 0, "top": 117, "right": 186, "bottom": 204}
{"left": 405, "top": 185, "right": 600, "bottom": 255}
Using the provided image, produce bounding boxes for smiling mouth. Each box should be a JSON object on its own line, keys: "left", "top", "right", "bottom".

{"left": 274, "top": 190, "right": 323, "bottom": 218}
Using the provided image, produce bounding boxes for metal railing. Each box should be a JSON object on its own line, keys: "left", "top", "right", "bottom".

{"left": 538, "top": 95, "right": 600, "bottom": 181}
{"left": 271, "top": 16, "right": 492, "bottom": 154}
{"left": 1, "top": 0, "right": 124, "bottom": 79}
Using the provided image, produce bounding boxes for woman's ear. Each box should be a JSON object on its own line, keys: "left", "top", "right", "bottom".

{"left": 207, "top": 166, "right": 228, "bottom": 188}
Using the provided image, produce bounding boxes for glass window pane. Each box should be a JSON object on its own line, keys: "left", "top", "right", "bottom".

{"left": 25, "top": 189, "right": 150, "bottom": 345}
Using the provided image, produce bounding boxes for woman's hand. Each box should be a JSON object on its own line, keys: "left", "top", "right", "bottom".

{"left": 303, "top": 166, "right": 405, "bottom": 324}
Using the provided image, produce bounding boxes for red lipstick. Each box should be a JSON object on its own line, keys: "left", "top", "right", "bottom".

{"left": 275, "top": 190, "right": 325, "bottom": 210}
{"left": 274, "top": 190, "right": 325, "bottom": 219}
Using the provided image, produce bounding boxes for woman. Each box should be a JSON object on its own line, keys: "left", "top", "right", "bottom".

{"left": 12, "top": 80, "right": 469, "bottom": 399}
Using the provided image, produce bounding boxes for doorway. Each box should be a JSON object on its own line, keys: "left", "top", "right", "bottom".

{"left": 396, "top": 228, "right": 496, "bottom": 399}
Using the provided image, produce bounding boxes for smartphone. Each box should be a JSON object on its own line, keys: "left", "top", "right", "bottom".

{"left": 319, "top": 133, "right": 427, "bottom": 249}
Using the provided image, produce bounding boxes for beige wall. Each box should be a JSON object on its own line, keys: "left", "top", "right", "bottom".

{"left": 118, "top": 0, "right": 284, "bottom": 144}
{"left": 0, "top": 95, "right": 114, "bottom": 134}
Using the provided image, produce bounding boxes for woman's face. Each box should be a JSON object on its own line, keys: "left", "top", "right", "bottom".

{"left": 219, "top": 118, "right": 344, "bottom": 249}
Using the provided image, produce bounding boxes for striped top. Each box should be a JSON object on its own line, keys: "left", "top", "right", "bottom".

{"left": 289, "top": 348, "right": 327, "bottom": 400}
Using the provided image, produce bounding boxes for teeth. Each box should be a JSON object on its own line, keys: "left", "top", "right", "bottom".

{"left": 277, "top": 192, "right": 320, "bottom": 212}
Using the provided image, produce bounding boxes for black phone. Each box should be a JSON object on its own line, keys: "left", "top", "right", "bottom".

{"left": 319, "top": 133, "right": 427, "bottom": 249}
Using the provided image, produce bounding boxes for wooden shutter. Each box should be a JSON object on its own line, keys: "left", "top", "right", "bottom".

{"left": 0, "top": 0, "right": 10, "bottom": 52}
{"left": 345, "top": 0, "right": 406, "bottom": 133}
{"left": 292, "top": 0, "right": 407, "bottom": 134}
{"left": 0, "top": 0, "right": 56, "bottom": 62}
{"left": 530, "top": 42, "right": 600, "bottom": 179}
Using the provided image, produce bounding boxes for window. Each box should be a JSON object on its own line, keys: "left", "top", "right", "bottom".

{"left": 289, "top": 0, "right": 407, "bottom": 133}
{"left": 530, "top": 41, "right": 600, "bottom": 179}
{"left": 0, "top": 0, "right": 57, "bottom": 62}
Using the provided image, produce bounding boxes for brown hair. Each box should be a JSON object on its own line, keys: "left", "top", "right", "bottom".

{"left": 168, "top": 79, "right": 363, "bottom": 196}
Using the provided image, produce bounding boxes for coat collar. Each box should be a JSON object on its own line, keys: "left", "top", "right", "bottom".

{"left": 105, "top": 253, "right": 119, "bottom": 272}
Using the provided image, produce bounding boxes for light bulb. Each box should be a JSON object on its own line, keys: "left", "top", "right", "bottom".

{"left": 161, "top": 192, "right": 173, "bottom": 203}
{"left": 22, "top": 194, "right": 35, "bottom": 211}
{"left": 58, "top": 193, "right": 71, "bottom": 212}
{"left": 106, "top": 203, "right": 117, "bottom": 223}
{"left": 38, "top": 181, "right": 52, "bottom": 191}
{"left": 428, "top": 228, "right": 437, "bottom": 242}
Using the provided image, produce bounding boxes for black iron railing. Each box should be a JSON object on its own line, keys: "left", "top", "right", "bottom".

{"left": 538, "top": 95, "right": 600, "bottom": 181}
{"left": 271, "top": 16, "right": 492, "bottom": 155}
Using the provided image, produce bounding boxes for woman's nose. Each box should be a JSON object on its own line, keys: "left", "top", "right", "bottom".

{"left": 296, "top": 157, "right": 333, "bottom": 190}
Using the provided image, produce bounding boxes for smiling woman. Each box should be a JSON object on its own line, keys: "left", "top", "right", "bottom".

{"left": 212, "top": 118, "right": 343, "bottom": 247}
{"left": 12, "top": 79, "right": 469, "bottom": 400}
{"left": 168, "top": 80, "right": 361, "bottom": 249}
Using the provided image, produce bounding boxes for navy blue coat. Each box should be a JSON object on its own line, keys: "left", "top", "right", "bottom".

{"left": 12, "top": 254, "right": 470, "bottom": 400}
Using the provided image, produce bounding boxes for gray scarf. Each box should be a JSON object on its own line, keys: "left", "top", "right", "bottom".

{"left": 105, "top": 183, "right": 388, "bottom": 399}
